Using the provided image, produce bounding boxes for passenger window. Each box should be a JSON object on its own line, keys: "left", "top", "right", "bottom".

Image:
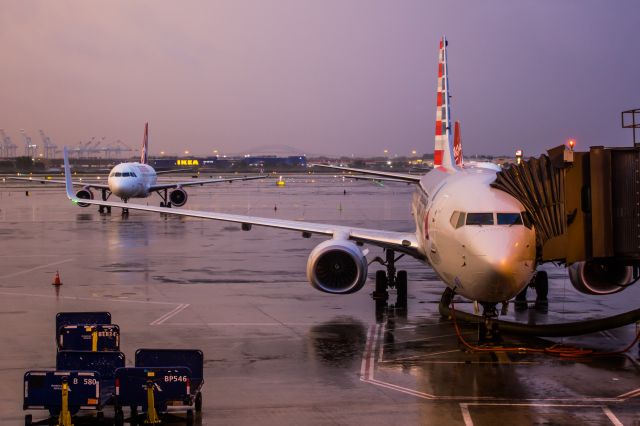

{"left": 497, "top": 213, "right": 523, "bottom": 225}
{"left": 466, "top": 212, "right": 494, "bottom": 226}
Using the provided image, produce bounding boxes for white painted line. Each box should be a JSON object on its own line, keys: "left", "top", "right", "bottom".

{"left": 360, "top": 325, "right": 376, "bottom": 380}
{"left": 0, "top": 258, "right": 75, "bottom": 280}
{"left": 0, "top": 291, "right": 176, "bottom": 305}
{"left": 150, "top": 303, "right": 190, "bottom": 325}
{"left": 616, "top": 387, "right": 640, "bottom": 400}
{"left": 377, "top": 323, "right": 385, "bottom": 363}
{"left": 602, "top": 407, "right": 624, "bottom": 426}
{"left": 460, "top": 403, "right": 474, "bottom": 426}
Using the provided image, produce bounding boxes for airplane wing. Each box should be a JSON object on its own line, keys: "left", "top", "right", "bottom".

{"left": 7, "top": 176, "right": 110, "bottom": 190}
{"left": 148, "top": 175, "right": 267, "bottom": 191}
{"left": 62, "top": 148, "right": 423, "bottom": 259}
{"left": 342, "top": 175, "right": 415, "bottom": 185}
{"left": 311, "top": 164, "right": 423, "bottom": 183}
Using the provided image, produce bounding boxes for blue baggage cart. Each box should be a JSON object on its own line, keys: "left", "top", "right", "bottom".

{"left": 57, "top": 324, "right": 120, "bottom": 352}
{"left": 55, "top": 311, "right": 111, "bottom": 333}
{"left": 23, "top": 370, "right": 101, "bottom": 425}
{"left": 56, "top": 350, "right": 125, "bottom": 409}
{"left": 114, "top": 366, "right": 194, "bottom": 425}
{"left": 135, "top": 349, "right": 204, "bottom": 412}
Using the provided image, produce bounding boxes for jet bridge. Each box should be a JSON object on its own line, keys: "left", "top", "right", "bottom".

{"left": 491, "top": 127, "right": 640, "bottom": 297}
{"left": 492, "top": 144, "right": 640, "bottom": 266}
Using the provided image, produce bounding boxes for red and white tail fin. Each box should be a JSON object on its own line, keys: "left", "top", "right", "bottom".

{"left": 140, "top": 122, "right": 148, "bottom": 164}
{"left": 433, "top": 36, "right": 458, "bottom": 170}
{"left": 453, "top": 120, "right": 463, "bottom": 166}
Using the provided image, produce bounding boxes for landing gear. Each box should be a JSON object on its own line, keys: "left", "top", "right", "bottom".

{"left": 159, "top": 189, "right": 172, "bottom": 208}
{"left": 371, "top": 250, "right": 408, "bottom": 320}
{"left": 478, "top": 302, "right": 501, "bottom": 343}
{"left": 515, "top": 270, "right": 549, "bottom": 311}
{"left": 98, "top": 189, "right": 111, "bottom": 214}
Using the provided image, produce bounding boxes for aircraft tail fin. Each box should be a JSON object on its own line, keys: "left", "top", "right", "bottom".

{"left": 140, "top": 122, "right": 148, "bottom": 164}
{"left": 453, "top": 120, "right": 463, "bottom": 166}
{"left": 433, "top": 36, "right": 457, "bottom": 170}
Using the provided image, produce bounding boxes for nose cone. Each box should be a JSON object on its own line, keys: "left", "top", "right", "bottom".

{"left": 464, "top": 228, "right": 535, "bottom": 302}
{"left": 109, "top": 178, "right": 132, "bottom": 198}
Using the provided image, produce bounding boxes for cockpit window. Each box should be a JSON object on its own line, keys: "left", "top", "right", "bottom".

{"left": 466, "top": 212, "right": 494, "bottom": 226}
{"left": 450, "top": 211, "right": 466, "bottom": 229}
{"left": 497, "top": 213, "right": 523, "bottom": 225}
{"left": 114, "top": 172, "right": 122, "bottom": 177}
{"left": 130, "top": 172, "right": 137, "bottom": 177}
{"left": 521, "top": 211, "right": 533, "bottom": 229}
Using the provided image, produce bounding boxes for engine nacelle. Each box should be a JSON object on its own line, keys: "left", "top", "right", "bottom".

{"left": 306, "top": 239, "right": 368, "bottom": 294}
{"left": 169, "top": 188, "right": 188, "bottom": 207}
{"left": 568, "top": 261, "right": 633, "bottom": 295}
{"left": 75, "top": 188, "right": 94, "bottom": 208}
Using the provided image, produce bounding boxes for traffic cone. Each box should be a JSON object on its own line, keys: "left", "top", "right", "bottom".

{"left": 52, "top": 270, "right": 62, "bottom": 286}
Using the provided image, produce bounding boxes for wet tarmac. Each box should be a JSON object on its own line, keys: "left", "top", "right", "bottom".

{"left": 0, "top": 175, "right": 639, "bottom": 425}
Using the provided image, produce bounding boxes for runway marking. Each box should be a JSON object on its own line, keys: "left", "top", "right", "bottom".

{"left": 0, "top": 291, "right": 176, "bottom": 305}
{"left": 359, "top": 320, "right": 639, "bottom": 404}
{"left": 0, "top": 258, "right": 75, "bottom": 280}
{"left": 602, "top": 407, "right": 624, "bottom": 426}
{"left": 150, "top": 303, "right": 190, "bottom": 325}
{"left": 459, "top": 403, "right": 473, "bottom": 426}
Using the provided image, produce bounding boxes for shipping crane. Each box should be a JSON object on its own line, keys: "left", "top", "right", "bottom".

{"left": 20, "top": 130, "right": 38, "bottom": 158}
{"left": 0, "top": 129, "right": 18, "bottom": 158}
{"left": 39, "top": 130, "right": 58, "bottom": 159}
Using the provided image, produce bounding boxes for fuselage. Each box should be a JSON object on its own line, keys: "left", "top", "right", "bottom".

{"left": 411, "top": 165, "right": 536, "bottom": 302}
{"left": 107, "top": 162, "right": 157, "bottom": 200}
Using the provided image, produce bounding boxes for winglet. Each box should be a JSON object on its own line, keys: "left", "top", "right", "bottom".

{"left": 63, "top": 147, "right": 77, "bottom": 201}
{"left": 433, "top": 36, "right": 457, "bottom": 171}
{"left": 140, "top": 122, "right": 149, "bottom": 164}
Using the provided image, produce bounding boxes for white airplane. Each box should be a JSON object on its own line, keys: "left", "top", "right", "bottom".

{"left": 62, "top": 37, "right": 539, "bottom": 322}
{"left": 13, "top": 123, "right": 266, "bottom": 213}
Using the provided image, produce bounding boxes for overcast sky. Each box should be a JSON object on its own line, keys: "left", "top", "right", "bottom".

{"left": 1, "top": 1, "right": 638, "bottom": 157}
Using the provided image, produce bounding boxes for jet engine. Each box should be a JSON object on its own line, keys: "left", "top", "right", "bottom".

{"left": 169, "top": 188, "right": 188, "bottom": 207}
{"left": 568, "top": 261, "right": 633, "bottom": 295}
{"left": 306, "top": 239, "right": 368, "bottom": 294}
{"left": 75, "top": 188, "right": 94, "bottom": 207}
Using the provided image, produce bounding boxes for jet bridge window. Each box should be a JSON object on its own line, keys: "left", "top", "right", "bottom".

{"left": 466, "top": 212, "right": 494, "bottom": 226}
{"left": 449, "top": 211, "right": 466, "bottom": 229}
{"left": 496, "top": 213, "right": 523, "bottom": 226}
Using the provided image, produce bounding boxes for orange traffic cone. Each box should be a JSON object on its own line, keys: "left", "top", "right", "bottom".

{"left": 52, "top": 270, "right": 63, "bottom": 286}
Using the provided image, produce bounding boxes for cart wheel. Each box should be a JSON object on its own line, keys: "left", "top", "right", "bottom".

{"left": 186, "top": 409, "right": 194, "bottom": 426}
{"left": 195, "top": 391, "right": 202, "bottom": 412}
{"left": 114, "top": 408, "right": 124, "bottom": 426}
{"left": 24, "top": 414, "right": 32, "bottom": 426}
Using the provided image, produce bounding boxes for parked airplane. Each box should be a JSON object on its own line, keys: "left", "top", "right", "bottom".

{"left": 62, "top": 37, "right": 544, "bottom": 324}
{"left": 14, "top": 123, "right": 266, "bottom": 213}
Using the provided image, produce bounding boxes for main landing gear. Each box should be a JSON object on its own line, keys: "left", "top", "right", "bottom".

{"left": 98, "top": 189, "right": 112, "bottom": 214}
{"left": 159, "top": 189, "right": 172, "bottom": 208}
{"left": 371, "top": 250, "right": 408, "bottom": 320}
{"left": 515, "top": 270, "right": 549, "bottom": 311}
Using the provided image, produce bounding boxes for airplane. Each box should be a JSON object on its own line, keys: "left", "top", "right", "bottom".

{"left": 12, "top": 123, "right": 267, "bottom": 214}
{"left": 62, "top": 37, "right": 552, "bottom": 330}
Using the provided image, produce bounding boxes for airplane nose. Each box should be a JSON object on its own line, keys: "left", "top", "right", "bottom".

{"left": 465, "top": 228, "right": 535, "bottom": 302}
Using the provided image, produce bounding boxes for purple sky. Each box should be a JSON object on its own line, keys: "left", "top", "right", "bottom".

{"left": 1, "top": 1, "right": 638, "bottom": 157}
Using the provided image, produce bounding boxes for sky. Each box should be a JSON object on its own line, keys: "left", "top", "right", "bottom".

{"left": 1, "top": 1, "right": 638, "bottom": 157}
